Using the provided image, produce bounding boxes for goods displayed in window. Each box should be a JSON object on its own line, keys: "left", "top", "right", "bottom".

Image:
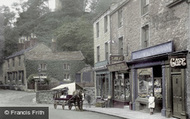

{"left": 114, "top": 72, "right": 130, "bottom": 101}
{"left": 154, "top": 78, "right": 162, "bottom": 99}
{"left": 137, "top": 68, "right": 153, "bottom": 98}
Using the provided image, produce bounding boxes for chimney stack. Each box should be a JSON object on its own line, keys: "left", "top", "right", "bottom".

{"left": 51, "top": 38, "right": 57, "bottom": 52}
{"left": 18, "top": 33, "right": 38, "bottom": 51}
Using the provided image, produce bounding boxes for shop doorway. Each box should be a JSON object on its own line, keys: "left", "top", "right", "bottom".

{"left": 153, "top": 66, "right": 163, "bottom": 112}
{"left": 172, "top": 74, "right": 182, "bottom": 118}
{"left": 113, "top": 72, "right": 130, "bottom": 108}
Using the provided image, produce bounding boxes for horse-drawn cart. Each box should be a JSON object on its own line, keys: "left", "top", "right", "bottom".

{"left": 52, "top": 82, "right": 83, "bottom": 111}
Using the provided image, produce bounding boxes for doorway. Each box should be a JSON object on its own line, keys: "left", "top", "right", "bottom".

{"left": 172, "top": 74, "right": 182, "bottom": 118}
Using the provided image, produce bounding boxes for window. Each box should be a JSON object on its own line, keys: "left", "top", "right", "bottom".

{"left": 141, "top": 0, "right": 149, "bottom": 15}
{"left": 12, "top": 58, "right": 15, "bottom": 67}
{"left": 19, "top": 56, "right": 21, "bottom": 66}
{"left": 7, "top": 60, "right": 10, "bottom": 68}
{"left": 39, "top": 64, "right": 47, "bottom": 70}
{"left": 118, "top": 9, "right": 123, "bottom": 28}
{"left": 104, "top": 15, "right": 108, "bottom": 33}
{"left": 97, "top": 46, "right": 100, "bottom": 62}
{"left": 63, "top": 74, "right": 70, "bottom": 81}
{"left": 96, "top": 22, "right": 99, "bottom": 37}
{"left": 105, "top": 43, "right": 109, "bottom": 60}
{"left": 63, "top": 63, "right": 70, "bottom": 70}
{"left": 118, "top": 37, "right": 123, "bottom": 55}
{"left": 137, "top": 68, "right": 153, "bottom": 98}
{"left": 141, "top": 25, "right": 149, "bottom": 48}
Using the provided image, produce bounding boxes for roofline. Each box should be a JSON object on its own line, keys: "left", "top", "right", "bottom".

{"left": 92, "top": 8, "right": 110, "bottom": 23}
{"left": 110, "top": 0, "right": 129, "bottom": 16}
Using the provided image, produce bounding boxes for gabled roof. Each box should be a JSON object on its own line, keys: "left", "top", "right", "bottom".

{"left": 6, "top": 45, "right": 35, "bottom": 59}
{"left": 26, "top": 51, "right": 85, "bottom": 61}
{"left": 6, "top": 43, "right": 85, "bottom": 61}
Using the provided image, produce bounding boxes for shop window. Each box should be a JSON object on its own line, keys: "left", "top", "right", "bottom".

{"left": 137, "top": 68, "right": 153, "bottom": 98}
{"left": 114, "top": 72, "right": 130, "bottom": 101}
{"left": 96, "top": 74, "right": 109, "bottom": 98}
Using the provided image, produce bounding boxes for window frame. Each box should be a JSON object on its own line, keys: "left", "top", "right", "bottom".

{"left": 118, "top": 8, "right": 123, "bottom": 28}
{"left": 96, "top": 22, "right": 99, "bottom": 38}
{"left": 141, "top": 25, "right": 149, "bottom": 48}
{"left": 105, "top": 42, "right": 109, "bottom": 60}
{"left": 97, "top": 46, "right": 100, "bottom": 62}
{"left": 118, "top": 37, "right": 124, "bottom": 55}
{"left": 104, "top": 15, "right": 108, "bottom": 33}
{"left": 141, "top": 0, "right": 149, "bottom": 15}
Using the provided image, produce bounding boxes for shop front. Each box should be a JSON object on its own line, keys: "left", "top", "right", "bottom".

{"left": 107, "top": 55, "right": 130, "bottom": 108}
{"left": 128, "top": 41, "right": 187, "bottom": 118}
{"left": 94, "top": 61, "right": 111, "bottom": 106}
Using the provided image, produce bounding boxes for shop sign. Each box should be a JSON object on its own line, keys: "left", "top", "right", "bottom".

{"left": 110, "top": 55, "right": 124, "bottom": 64}
{"left": 107, "top": 62, "right": 128, "bottom": 72}
{"left": 170, "top": 56, "right": 186, "bottom": 68}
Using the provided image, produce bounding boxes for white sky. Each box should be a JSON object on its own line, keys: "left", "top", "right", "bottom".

{"left": 0, "top": 0, "right": 55, "bottom": 10}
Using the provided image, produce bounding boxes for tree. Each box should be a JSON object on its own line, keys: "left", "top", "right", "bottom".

{"left": 15, "top": 0, "right": 50, "bottom": 36}
{"left": 55, "top": 17, "right": 94, "bottom": 65}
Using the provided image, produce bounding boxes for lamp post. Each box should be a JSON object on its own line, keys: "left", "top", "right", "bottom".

{"left": 38, "top": 68, "right": 41, "bottom": 90}
{"left": 35, "top": 68, "right": 41, "bottom": 92}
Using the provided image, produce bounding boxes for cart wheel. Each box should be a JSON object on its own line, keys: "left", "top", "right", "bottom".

{"left": 68, "top": 103, "right": 72, "bottom": 110}
{"left": 62, "top": 103, "right": 65, "bottom": 110}
{"left": 54, "top": 103, "right": 57, "bottom": 109}
{"left": 79, "top": 101, "right": 83, "bottom": 111}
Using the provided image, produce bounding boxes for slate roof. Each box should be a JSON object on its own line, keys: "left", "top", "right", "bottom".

{"left": 6, "top": 44, "right": 85, "bottom": 61}
{"left": 27, "top": 51, "right": 85, "bottom": 61}
{"left": 6, "top": 46, "right": 34, "bottom": 59}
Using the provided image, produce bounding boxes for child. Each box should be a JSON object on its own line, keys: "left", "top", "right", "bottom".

{"left": 148, "top": 93, "right": 155, "bottom": 115}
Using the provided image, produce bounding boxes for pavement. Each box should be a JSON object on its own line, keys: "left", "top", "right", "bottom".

{"left": 83, "top": 105, "right": 177, "bottom": 119}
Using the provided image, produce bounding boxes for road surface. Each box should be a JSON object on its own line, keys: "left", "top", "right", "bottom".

{"left": 0, "top": 90, "right": 123, "bottom": 119}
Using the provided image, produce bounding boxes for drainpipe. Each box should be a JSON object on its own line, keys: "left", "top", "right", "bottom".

{"left": 187, "top": 0, "right": 190, "bottom": 51}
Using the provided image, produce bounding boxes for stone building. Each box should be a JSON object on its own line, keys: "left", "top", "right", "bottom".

{"left": 93, "top": 6, "right": 111, "bottom": 102}
{"left": 94, "top": 0, "right": 190, "bottom": 118}
{"left": 2, "top": 37, "right": 86, "bottom": 91}
{"left": 107, "top": 0, "right": 131, "bottom": 108}
{"left": 76, "top": 65, "right": 94, "bottom": 87}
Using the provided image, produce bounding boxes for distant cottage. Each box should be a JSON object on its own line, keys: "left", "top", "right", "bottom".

{"left": 2, "top": 39, "right": 86, "bottom": 91}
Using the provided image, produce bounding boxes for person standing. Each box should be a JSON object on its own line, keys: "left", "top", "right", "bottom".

{"left": 148, "top": 93, "right": 155, "bottom": 115}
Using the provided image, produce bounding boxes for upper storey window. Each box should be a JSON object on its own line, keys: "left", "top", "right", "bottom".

{"left": 141, "top": 0, "right": 149, "bottom": 15}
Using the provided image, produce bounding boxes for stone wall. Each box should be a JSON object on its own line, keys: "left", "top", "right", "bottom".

{"left": 36, "top": 90, "right": 56, "bottom": 104}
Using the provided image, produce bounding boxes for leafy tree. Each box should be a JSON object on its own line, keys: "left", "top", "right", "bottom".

{"left": 15, "top": 0, "right": 50, "bottom": 36}
{"left": 55, "top": 17, "right": 93, "bottom": 65}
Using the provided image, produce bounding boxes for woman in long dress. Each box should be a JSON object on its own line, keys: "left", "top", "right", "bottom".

{"left": 148, "top": 93, "right": 155, "bottom": 115}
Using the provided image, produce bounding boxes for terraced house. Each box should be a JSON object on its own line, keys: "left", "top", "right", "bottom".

{"left": 2, "top": 36, "right": 86, "bottom": 91}
{"left": 94, "top": 0, "right": 190, "bottom": 118}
